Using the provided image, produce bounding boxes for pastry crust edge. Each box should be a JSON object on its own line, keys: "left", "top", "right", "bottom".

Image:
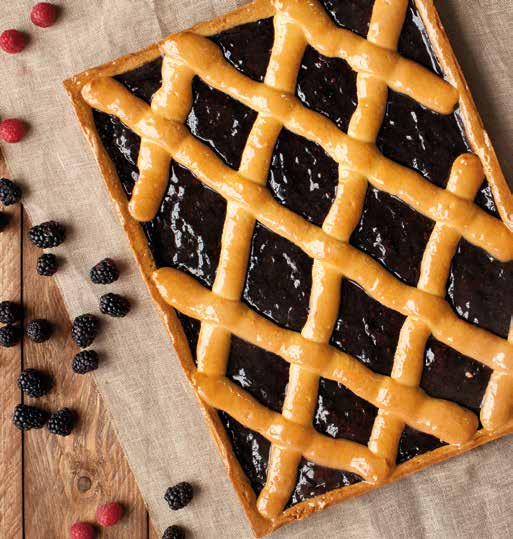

{"left": 63, "top": 0, "right": 513, "bottom": 536}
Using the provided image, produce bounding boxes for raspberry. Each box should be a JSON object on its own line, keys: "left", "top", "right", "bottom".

{"left": 90, "top": 258, "right": 119, "bottom": 285}
{"left": 0, "top": 300, "right": 22, "bottom": 324}
{"left": 28, "top": 220, "right": 65, "bottom": 248}
{"left": 26, "top": 318, "right": 52, "bottom": 343}
{"left": 164, "top": 482, "right": 193, "bottom": 511}
{"left": 96, "top": 502, "right": 123, "bottom": 527}
{"left": 0, "top": 178, "right": 22, "bottom": 205}
{"left": 30, "top": 3, "right": 59, "bottom": 28}
{"left": 47, "top": 408, "right": 74, "bottom": 436}
{"left": 17, "top": 368, "right": 51, "bottom": 398}
{"left": 70, "top": 522, "right": 96, "bottom": 539}
{"left": 162, "top": 525, "right": 185, "bottom": 539}
{"left": 0, "top": 30, "right": 26, "bottom": 54}
{"left": 99, "top": 293, "right": 130, "bottom": 318}
{"left": 71, "top": 314, "right": 99, "bottom": 348}
{"left": 0, "top": 119, "right": 26, "bottom": 143}
{"left": 12, "top": 403, "right": 48, "bottom": 430}
{"left": 72, "top": 350, "right": 99, "bottom": 374}
{"left": 0, "top": 324, "right": 21, "bottom": 347}
{"left": 36, "top": 253, "right": 58, "bottom": 276}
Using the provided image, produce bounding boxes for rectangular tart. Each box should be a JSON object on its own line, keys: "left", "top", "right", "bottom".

{"left": 64, "top": 0, "right": 513, "bottom": 536}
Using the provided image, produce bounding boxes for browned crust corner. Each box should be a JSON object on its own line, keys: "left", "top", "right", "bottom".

{"left": 63, "top": 0, "right": 513, "bottom": 537}
{"left": 416, "top": 0, "right": 513, "bottom": 230}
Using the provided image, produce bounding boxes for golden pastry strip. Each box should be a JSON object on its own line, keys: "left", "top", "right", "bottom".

{"left": 481, "top": 325, "right": 513, "bottom": 431}
{"left": 153, "top": 265, "right": 478, "bottom": 445}
{"left": 369, "top": 154, "right": 486, "bottom": 463}
{"left": 259, "top": 0, "right": 408, "bottom": 517}
{"left": 193, "top": 372, "right": 389, "bottom": 483}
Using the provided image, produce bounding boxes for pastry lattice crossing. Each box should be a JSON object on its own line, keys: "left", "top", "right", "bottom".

{"left": 67, "top": 0, "right": 513, "bottom": 535}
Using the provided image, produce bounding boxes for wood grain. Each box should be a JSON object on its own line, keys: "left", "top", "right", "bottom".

{"left": 0, "top": 154, "right": 23, "bottom": 539}
{"left": 0, "top": 151, "right": 157, "bottom": 537}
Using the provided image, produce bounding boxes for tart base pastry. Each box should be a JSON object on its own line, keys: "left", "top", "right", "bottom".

{"left": 65, "top": 0, "right": 513, "bottom": 536}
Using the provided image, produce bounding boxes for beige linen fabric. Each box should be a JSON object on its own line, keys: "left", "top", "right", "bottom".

{"left": 1, "top": 1, "right": 512, "bottom": 537}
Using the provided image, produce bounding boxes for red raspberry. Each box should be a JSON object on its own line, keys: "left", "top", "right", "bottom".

{"left": 0, "top": 30, "right": 26, "bottom": 54}
{"left": 30, "top": 3, "right": 59, "bottom": 28}
{"left": 70, "top": 522, "right": 96, "bottom": 539}
{"left": 95, "top": 502, "right": 123, "bottom": 527}
{"left": 0, "top": 119, "right": 26, "bottom": 143}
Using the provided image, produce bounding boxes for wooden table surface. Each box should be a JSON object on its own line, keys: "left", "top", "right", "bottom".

{"left": 0, "top": 156, "right": 159, "bottom": 538}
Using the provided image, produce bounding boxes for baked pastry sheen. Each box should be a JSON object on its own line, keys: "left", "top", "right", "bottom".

{"left": 65, "top": 0, "right": 513, "bottom": 535}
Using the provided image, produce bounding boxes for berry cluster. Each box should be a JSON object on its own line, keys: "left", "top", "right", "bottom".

{"left": 70, "top": 501, "right": 124, "bottom": 538}
{"left": 1, "top": 4, "right": 59, "bottom": 143}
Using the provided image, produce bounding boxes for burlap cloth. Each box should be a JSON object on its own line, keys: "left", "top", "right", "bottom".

{"left": 1, "top": 1, "right": 512, "bottom": 537}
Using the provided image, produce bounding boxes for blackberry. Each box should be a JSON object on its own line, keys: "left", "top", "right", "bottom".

{"left": 99, "top": 293, "right": 130, "bottom": 318}
{"left": 71, "top": 313, "right": 99, "bottom": 348}
{"left": 0, "top": 324, "right": 21, "bottom": 347}
{"left": 36, "top": 253, "right": 58, "bottom": 276}
{"left": 164, "top": 482, "right": 194, "bottom": 511}
{"left": 0, "top": 300, "right": 22, "bottom": 324}
{"left": 12, "top": 403, "right": 48, "bottom": 430}
{"left": 0, "top": 178, "right": 22, "bottom": 206}
{"left": 72, "top": 350, "right": 99, "bottom": 374}
{"left": 28, "top": 220, "right": 65, "bottom": 248}
{"left": 0, "top": 211, "right": 9, "bottom": 231}
{"left": 47, "top": 408, "right": 75, "bottom": 436}
{"left": 90, "top": 258, "right": 119, "bottom": 285}
{"left": 162, "top": 526, "right": 185, "bottom": 539}
{"left": 17, "top": 368, "right": 51, "bottom": 398}
{"left": 25, "top": 319, "right": 52, "bottom": 343}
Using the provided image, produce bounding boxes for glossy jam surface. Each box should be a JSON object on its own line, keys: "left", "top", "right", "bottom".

{"left": 288, "top": 458, "right": 361, "bottom": 507}
{"left": 331, "top": 280, "right": 406, "bottom": 377}
{"left": 421, "top": 336, "right": 492, "bottom": 414}
{"left": 397, "top": 426, "right": 445, "bottom": 464}
{"left": 351, "top": 187, "right": 435, "bottom": 286}
{"left": 91, "top": 0, "right": 512, "bottom": 508}
{"left": 296, "top": 46, "right": 358, "bottom": 133}
{"left": 219, "top": 411, "right": 271, "bottom": 496}
{"left": 243, "top": 223, "right": 313, "bottom": 332}
{"left": 186, "top": 77, "right": 258, "bottom": 170}
{"left": 314, "top": 378, "right": 377, "bottom": 444}
{"left": 267, "top": 129, "right": 339, "bottom": 227}
{"left": 209, "top": 18, "right": 274, "bottom": 82}
{"left": 227, "top": 337, "right": 290, "bottom": 413}
{"left": 448, "top": 240, "right": 513, "bottom": 340}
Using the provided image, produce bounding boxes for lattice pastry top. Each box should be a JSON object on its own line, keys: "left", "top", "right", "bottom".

{"left": 65, "top": 0, "right": 513, "bottom": 536}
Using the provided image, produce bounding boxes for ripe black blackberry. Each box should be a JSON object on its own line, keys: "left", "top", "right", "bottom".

{"left": 0, "top": 324, "right": 21, "bottom": 347}
{"left": 47, "top": 408, "right": 74, "bottom": 436}
{"left": 17, "top": 368, "right": 51, "bottom": 398}
{"left": 36, "top": 253, "right": 58, "bottom": 276}
{"left": 0, "top": 300, "right": 22, "bottom": 324}
{"left": 162, "top": 526, "right": 185, "bottom": 539}
{"left": 99, "top": 293, "right": 130, "bottom": 318}
{"left": 25, "top": 319, "right": 52, "bottom": 343}
{"left": 71, "top": 313, "right": 99, "bottom": 348}
{"left": 0, "top": 211, "right": 9, "bottom": 231}
{"left": 164, "top": 482, "right": 194, "bottom": 511}
{"left": 72, "top": 350, "right": 99, "bottom": 374}
{"left": 0, "top": 178, "right": 22, "bottom": 206}
{"left": 28, "top": 220, "right": 65, "bottom": 248}
{"left": 12, "top": 403, "right": 48, "bottom": 430}
{"left": 90, "top": 258, "right": 119, "bottom": 284}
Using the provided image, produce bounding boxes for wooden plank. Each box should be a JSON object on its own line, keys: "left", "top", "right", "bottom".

{"left": 0, "top": 157, "right": 23, "bottom": 539}
{"left": 20, "top": 211, "right": 149, "bottom": 537}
